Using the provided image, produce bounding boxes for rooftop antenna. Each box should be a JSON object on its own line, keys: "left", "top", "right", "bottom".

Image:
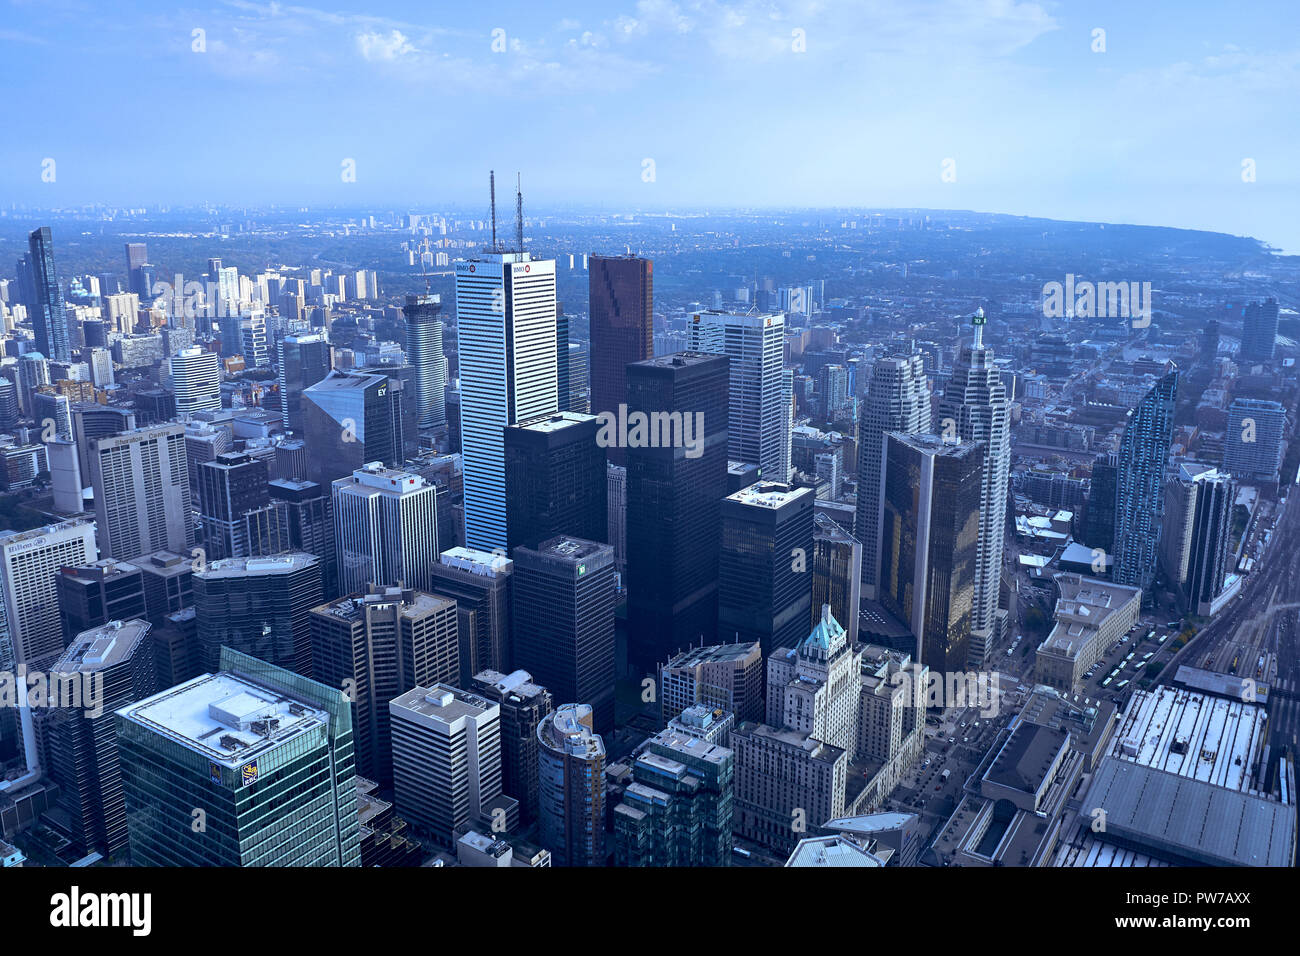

{"left": 514, "top": 172, "right": 524, "bottom": 253}
{"left": 489, "top": 170, "right": 498, "bottom": 252}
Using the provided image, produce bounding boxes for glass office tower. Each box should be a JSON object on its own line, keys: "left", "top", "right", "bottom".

{"left": 115, "top": 647, "right": 360, "bottom": 866}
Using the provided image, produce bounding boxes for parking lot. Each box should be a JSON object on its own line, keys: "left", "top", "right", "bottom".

{"left": 1074, "top": 617, "right": 1182, "bottom": 704}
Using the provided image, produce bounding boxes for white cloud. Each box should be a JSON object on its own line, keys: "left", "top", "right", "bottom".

{"left": 356, "top": 29, "right": 417, "bottom": 61}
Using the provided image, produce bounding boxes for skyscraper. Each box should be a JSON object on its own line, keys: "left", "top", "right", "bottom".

{"left": 115, "top": 646, "right": 360, "bottom": 866}
{"left": 606, "top": 462, "right": 627, "bottom": 576}
{"left": 687, "top": 310, "right": 786, "bottom": 477}
{"left": 1162, "top": 465, "right": 1237, "bottom": 616}
{"left": 90, "top": 423, "right": 193, "bottom": 559}
{"left": 536, "top": 703, "right": 606, "bottom": 867}
{"left": 197, "top": 451, "right": 270, "bottom": 560}
{"left": 613, "top": 726, "right": 734, "bottom": 867}
{"left": 560, "top": 341, "right": 589, "bottom": 413}
{"left": 0, "top": 518, "right": 98, "bottom": 668}
{"left": 1241, "top": 297, "right": 1279, "bottom": 362}
{"left": 277, "top": 331, "right": 332, "bottom": 433}
{"left": 332, "top": 463, "right": 439, "bottom": 594}
{"left": 456, "top": 250, "right": 558, "bottom": 551}
{"left": 193, "top": 553, "right": 322, "bottom": 676}
{"left": 169, "top": 347, "right": 222, "bottom": 417}
{"left": 224, "top": 310, "right": 269, "bottom": 368}
{"left": 504, "top": 411, "right": 607, "bottom": 552}
{"left": 123, "top": 242, "right": 149, "bottom": 298}
{"left": 310, "top": 587, "right": 459, "bottom": 783}
{"left": 301, "top": 369, "right": 405, "bottom": 487}
{"left": 1113, "top": 370, "right": 1178, "bottom": 592}
{"left": 268, "top": 478, "right": 336, "bottom": 597}
{"left": 470, "top": 668, "right": 554, "bottom": 825}
{"left": 390, "top": 683, "right": 516, "bottom": 847}
{"left": 935, "top": 309, "right": 1010, "bottom": 667}
{"left": 1082, "top": 451, "right": 1119, "bottom": 557}
{"left": 29, "top": 227, "right": 72, "bottom": 362}
{"left": 1184, "top": 468, "right": 1237, "bottom": 616}
{"left": 811, "top": 513, "right": 862, "bottom": 635}
{"left": 589, "top": 254, "right": 653, "bottom": 466}
{"left": 46, "top": 619, "right": 156, "bottom": 856}
{"left": 14, "top": 352, "right": 50, "bottom": 416}
{"left": 33, "top": 389, "right": 72, "bottom": 438}
{"left": 765, "top": 605, "right": 864, "bottom": 759}
{"left": 625, "top": 353, "right": 730, "bottom": 672}
{"left": 1224, "top": 398, "right": 1286, "bottom": 483}
{"left": 659, "top": 641, "right": 764, "bottom": 725}
{"left": 879, "top": 433, "right": 983, "bottom": 675}
{"left": 402, "top": 293, "right": 447, "bottom": 430}
{"left": 131, "top": 550, "right": 194, "bottom": 624}
{"left": 717, "top": 482, "right": 815, "bottom": 656}
{"left": 512, "top": 537, "right": 616, "bottom": 733}
{"left": 73, "top": 401, "right": 136, "bottom": 487}
{"left": 428, "top": 547, "right": 515, "bottom": 684}
{"left": 854, "top": 354, "right": 929, "bottom": 601}
{"left": 55, "top": 558, "right": 147, "bottom": 644}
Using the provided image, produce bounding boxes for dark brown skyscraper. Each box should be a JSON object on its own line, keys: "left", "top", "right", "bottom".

{"left": 589, "top": 255, "right": 652, "bottom": 465}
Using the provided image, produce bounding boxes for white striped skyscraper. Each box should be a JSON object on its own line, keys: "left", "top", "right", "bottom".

{"left": 332, "top": 462, "right": 439, "bottom": 594}
{"left": 169, "top": 347, "right": 222, "bottom": 417}
{"left": 89, "top": 423, "right": 194, "bottom": 559}
{"left": 687, "top": 310, "right": 786, "bottom": 478}
{"left": 456, "top": 251, "right": 557, "bottom": 551}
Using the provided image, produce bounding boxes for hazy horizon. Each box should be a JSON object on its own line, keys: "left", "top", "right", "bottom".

{"left": 4, "top": 1, "right": 1299, "bottom": 251}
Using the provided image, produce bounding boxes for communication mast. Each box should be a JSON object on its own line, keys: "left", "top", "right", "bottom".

{"left": 515, "top": 172, "right": 524, "bottom": 252}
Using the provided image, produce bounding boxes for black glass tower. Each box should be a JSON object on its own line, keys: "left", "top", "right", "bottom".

{"left": 29, "top": 227, "right": 71, "bottom": 362}
{"left": 625, "top": 352, "right": 730, "bottom": 672}
{"left": 511, "top": 537, "right": 616, "bottom": 734}
{"left": 505, "top": 411, "right": 607, "bottom": 553}
{"left": 278, "top": 331, "right": 332, "bottom": 434}
{"left": 718, "top": 482, "right": 815, "bottom": 656}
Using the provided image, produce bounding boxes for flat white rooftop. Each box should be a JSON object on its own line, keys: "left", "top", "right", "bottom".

{"left": 117, "top": 671, "right": 329, "bottom": 768}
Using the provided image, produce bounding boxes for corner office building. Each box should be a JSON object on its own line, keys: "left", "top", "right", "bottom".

{"left": 114, "top": 647, "right": 360, "bottom": 866}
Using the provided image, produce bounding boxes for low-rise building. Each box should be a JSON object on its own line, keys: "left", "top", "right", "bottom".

{"left": 1034, "top": 573, "right": 1140, "bottom": 691}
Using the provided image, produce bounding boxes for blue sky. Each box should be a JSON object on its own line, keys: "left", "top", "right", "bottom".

{"left": 3, "top": 0, "right": 1299, "bottom": 251}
